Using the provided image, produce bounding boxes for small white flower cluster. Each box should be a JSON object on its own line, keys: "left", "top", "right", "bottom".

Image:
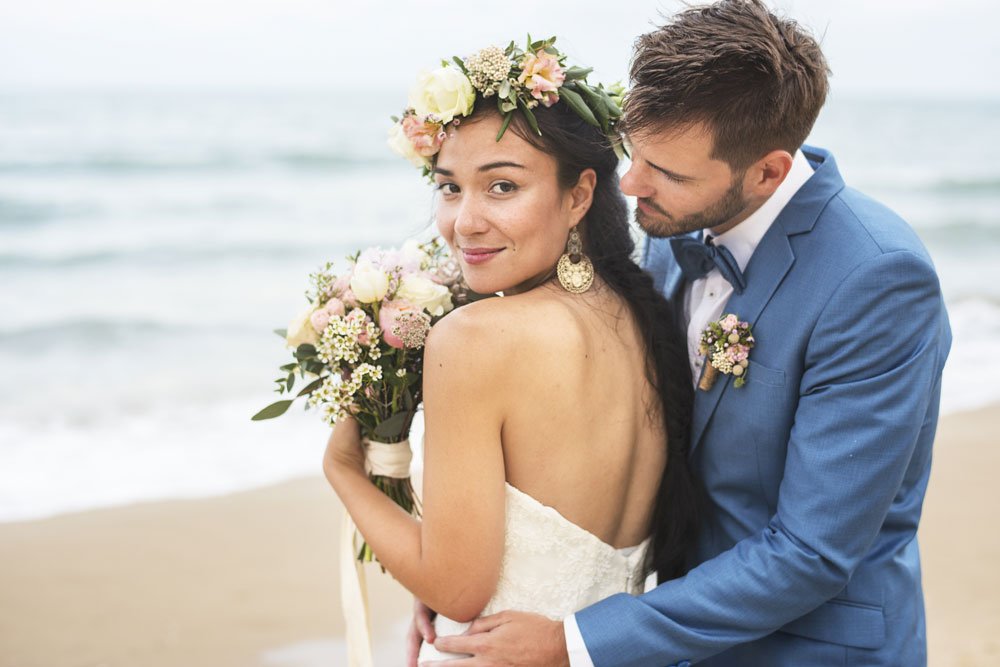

{"left": 711, "top": 350, "right": 735, "bottom": 375}
{"left": 309, "top": 363, "right": 386, "bottom": 425}
{"left": 309, "top": 376, "right": 352, "bottom": 423}
{"left": 317, "top": 309, "right": 380, "bottom": 365}
{"left": 465, "top": 46, "right": 513, "bottom": 97}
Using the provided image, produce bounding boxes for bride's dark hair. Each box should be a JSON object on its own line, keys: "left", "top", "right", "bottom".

{"left": 464, "top": 101, "right": 699, "bottom": 582}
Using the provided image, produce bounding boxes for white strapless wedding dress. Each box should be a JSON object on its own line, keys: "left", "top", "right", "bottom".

{"left": 418, "top": 482, "right": 650, "bottom": 662}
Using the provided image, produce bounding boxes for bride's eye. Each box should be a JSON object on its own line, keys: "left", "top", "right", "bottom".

{"left": 489, "top": 181, "right": 518, "bottom": 195}
{"left": 436, "top": 182, "right": 460, "bottom": 196}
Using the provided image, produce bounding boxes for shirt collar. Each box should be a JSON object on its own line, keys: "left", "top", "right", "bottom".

{"left": 705, "top": 149, "right": 814, "bottom": 271}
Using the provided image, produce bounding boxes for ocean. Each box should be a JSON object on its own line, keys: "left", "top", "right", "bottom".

{"left": 1, "top": 89, "right": 997, "bottom": 522}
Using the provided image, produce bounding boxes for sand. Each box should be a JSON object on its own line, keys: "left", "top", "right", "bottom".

{"left": 1, "top": 407, "right": 997, "bottom": 666}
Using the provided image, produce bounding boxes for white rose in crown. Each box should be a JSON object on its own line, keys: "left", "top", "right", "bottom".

{"left": 286, "top": 304, "right": 320, "bottom": 349}
{"left": 408, "top": 66, "right": 475, "bottom": 124}
{"left": 350, "top": 263, "right": 391, "bottom": 304}
{"left": 397, "top": 274, "right": 453, "bottom": 316}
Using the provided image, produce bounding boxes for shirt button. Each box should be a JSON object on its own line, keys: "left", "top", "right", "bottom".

{"left": 708, "top": 292, "right": 716, "bottom": 298}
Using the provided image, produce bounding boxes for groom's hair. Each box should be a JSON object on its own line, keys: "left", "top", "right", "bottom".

{"left": 625, "top": 0, "right": 830, "bottom": 169}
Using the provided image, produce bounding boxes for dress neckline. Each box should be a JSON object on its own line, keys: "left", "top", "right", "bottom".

{"left": 504, "top": 482, "right": 651, "bottom": 559}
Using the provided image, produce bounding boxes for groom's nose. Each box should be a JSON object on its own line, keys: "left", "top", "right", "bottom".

{"left": 620, "top": 162, "right": 654, "bottom": 199}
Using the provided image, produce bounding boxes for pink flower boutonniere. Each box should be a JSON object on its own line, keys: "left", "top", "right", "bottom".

{"left": 698, "top": 313, "right": 756, "bottom": 390}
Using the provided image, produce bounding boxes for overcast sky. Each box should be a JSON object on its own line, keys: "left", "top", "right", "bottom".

{"left": 1, "top": 0, "right": 996, "bottom": 97}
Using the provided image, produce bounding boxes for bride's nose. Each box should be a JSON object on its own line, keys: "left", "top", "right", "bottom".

{"left": 453, "top": 196, "right": 491, "bottom": 237}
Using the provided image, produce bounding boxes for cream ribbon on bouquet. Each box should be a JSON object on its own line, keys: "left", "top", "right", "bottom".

{"left": 341, "top": 439, "right": 414, "bottom": 667}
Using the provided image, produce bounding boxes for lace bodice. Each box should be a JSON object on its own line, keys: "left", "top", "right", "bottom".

{"left": 419, "top": 483, "right": 650, "bottom": 662}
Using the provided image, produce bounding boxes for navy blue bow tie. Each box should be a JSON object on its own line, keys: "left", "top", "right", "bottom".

{"left": 669, "top": 235, "right": 747, "bottom": 294}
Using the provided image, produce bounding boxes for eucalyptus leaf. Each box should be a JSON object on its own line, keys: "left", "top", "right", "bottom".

{"left": 496, "top": 111, "right": 515, "bottom": 140}
{"left": 573, "top": 83, "right": 610, "bottom": 130}
{"left": 252, "top": 399, "right": 294, "bottom": 421}
{"left": 286, "top": 373, "right": 295, "bottom": 392}
{"left": 274, "top": 328, "right": 288, "bottom": 338}
{"left": 518, "top": 99, "right": 541, "bottom": 135}
{"left": 297, "top": 377, "right": 325, "bottom": 397}
{"left": 500, "top": 100, "right": 517, "bottom": 114}
{"left": 558, "top": 86, "right": 600, "bottom": 128}
{"left": 598, "top": 87, "right": 623, "bottom": 118}
{"left": 294, "top": 343, "right": 317, "bottom": 360}
{"left": 563, "top": 66, "right": 593, "bottom": 82}
{"left": 305, "top": 361, "right": 327, "bottom": 375}
{"left": 452, "top": 56, "right": 468, "bottom": 73}
{"left": 498, "top": 79, "right": 511, "bottom": 99}
{"left": 373, "top": 411, "right": 410, "bottom": 440}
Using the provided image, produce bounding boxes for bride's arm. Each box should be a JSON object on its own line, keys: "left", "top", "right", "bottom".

{"left": 324, "top": 306, "right": 508, "bottom": 622}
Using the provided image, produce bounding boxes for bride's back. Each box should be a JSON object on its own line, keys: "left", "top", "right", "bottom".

{"left": 468, "top": 282, "right": 666, "bottom": 550}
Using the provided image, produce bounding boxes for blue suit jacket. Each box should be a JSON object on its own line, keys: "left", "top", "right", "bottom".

{"left": 575, "top": 147, "right": 952, "bottom": 666}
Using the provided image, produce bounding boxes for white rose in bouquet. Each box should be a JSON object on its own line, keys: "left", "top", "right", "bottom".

{"left": 286, "top": 304, "right": 320, "bottom": 349}
{"left": 397, "top": 274, "right": 453, "bottom": 317}
{"left": 350, "top": 263, "right": 390, "bottom": 304}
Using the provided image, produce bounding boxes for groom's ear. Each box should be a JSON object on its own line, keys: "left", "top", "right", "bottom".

{"left": 566, "top": 168, "right": 597, "bottom": 227}
{"left": 744, "top": 150, "right": 794, "bottom": 201}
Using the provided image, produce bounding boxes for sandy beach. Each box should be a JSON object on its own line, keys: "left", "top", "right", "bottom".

{"left": 1, "top": 407, "right": 997, "bottom": 667}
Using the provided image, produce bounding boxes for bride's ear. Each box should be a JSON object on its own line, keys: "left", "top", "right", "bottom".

{"left": 566, "top": 168, "right": 597, "bottom": 228}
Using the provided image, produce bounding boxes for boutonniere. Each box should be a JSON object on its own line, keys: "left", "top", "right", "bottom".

{"left": 698, "top": 313, "right": 755, "bottom": 391}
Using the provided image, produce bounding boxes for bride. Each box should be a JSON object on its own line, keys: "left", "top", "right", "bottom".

{"left": 323, "top": 37, "right": 698, "bottom": 663}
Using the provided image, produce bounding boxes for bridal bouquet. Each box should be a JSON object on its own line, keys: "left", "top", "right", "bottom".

{"left": 253, "top": 238, "right": 469, "bottom": 561}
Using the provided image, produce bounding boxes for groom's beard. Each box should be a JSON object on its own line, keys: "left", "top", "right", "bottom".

{"left": 636, "top": 176, "right": 748, "bottom": 238}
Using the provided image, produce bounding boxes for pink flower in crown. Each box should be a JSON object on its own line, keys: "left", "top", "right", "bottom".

{"left": 402, "top": 114, "right": 447, "bottom": 158}
{"left": 517, "top": 49, "right": 565, "bottom": 107}
{"left": 379, "top": 299, "right": 419, "bottom": 349}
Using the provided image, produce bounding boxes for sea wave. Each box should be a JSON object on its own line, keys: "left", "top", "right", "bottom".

{"left": 0, "top": 198, "right": 99, "bottom": 226}
{"left": 0, "top": 243, "right": 316, "bottom": 269}
{"left": 0, "top": 151, "right": 396, "bottom": 175}
{"left": 0, "top": 318, "right": 205, "bottom": 346}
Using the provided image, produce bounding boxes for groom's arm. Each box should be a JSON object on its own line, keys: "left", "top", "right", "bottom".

{"left": 575, "top": 249, "right": 949, "bottom": 666}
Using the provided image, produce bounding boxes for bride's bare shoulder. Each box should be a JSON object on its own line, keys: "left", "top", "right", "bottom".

{"left": 425, "top": 291, "right": 579, "bottom": 375}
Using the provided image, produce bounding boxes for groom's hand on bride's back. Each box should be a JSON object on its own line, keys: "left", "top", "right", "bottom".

{"left": 408, "top": 598, "right": 437, "bottom": 667}
{"left": 422, "top": 611, "right": 569, "bottom": 667}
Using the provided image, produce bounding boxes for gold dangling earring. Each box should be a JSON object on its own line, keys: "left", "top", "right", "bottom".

{"left": 557, "top": 226, "right": 594, "bottom": 293}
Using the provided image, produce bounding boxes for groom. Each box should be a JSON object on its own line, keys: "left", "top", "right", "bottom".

{"left": 418, "top": 1, "right": 951, "bottom": 665}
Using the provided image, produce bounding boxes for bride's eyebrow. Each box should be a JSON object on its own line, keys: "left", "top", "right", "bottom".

{"left": 479, "top": 161, "right": 525, "bottom": 172}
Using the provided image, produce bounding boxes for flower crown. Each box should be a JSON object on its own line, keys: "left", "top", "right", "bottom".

{"left": 388, "top": 36, "right": 625, "bottom": 176}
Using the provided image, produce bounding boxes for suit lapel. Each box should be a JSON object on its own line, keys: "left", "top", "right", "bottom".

{"left": 688, "top": 146, "right": 845, "bottom": 454}
{"left": 689, "top": 227, "right": 795, "bottom": 453}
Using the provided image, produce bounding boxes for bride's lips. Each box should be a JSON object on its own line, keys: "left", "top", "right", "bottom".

{"left": 460, "top": 247, "right": 504, "bottom": 265}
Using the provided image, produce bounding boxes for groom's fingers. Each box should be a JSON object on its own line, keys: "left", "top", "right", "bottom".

{"left": 433, "top": 630, "right": 498, "bottom": 657}
{"left": 465, "top": 611, "right": 511, "bottom": 634}
{"left": 419, "top": 660, "right": 482, "bottom": 667}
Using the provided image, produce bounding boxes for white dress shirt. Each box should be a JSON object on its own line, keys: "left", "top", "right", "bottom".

{"left": 563, "top": 150, "right": 814, "bottom": 667}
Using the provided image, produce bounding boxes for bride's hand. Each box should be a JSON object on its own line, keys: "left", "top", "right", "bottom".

{"left": 323, "top": 415, "right": 366, "bottom": 480}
